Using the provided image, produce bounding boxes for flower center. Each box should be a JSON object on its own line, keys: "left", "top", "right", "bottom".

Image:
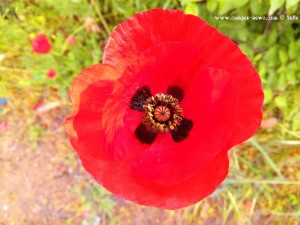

{"left": 142, "top": 93, "right": 183, "bottom": 132}
{"left": 154, "top": 106, "right": 170, "bottom": 122}
{"left": 130, "top": 86, "right": 193, "bottom": 144}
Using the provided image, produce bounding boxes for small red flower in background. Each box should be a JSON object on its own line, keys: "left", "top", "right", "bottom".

{"left": 0, "top": 122, "right": 9, "bottom": 131}
{"left": 33, "top": 103, "right": 43, "bottom": 111}
{"left": 50, "top": 86, "right": 58, "bottom": 92}
{"left": 66, "top": 36, "right": 76, "bottom": 45}
{"left": 289, "top": 149, "right": 300, "bottom": 157}
{"left": 47, "top": 68, "right": 56, "bottom": 79}
{"left": 32, "top": 34, "right": 52, "bottom": 54}
{"left": 65, "top": 9, "right": 264, "bottom": 209}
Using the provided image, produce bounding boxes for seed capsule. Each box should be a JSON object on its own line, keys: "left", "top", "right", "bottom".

{"left": 153, "top": 106, "right": 170, "bottom": 122}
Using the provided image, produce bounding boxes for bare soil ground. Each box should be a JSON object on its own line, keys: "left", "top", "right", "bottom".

{"left": 0, "top": 108, "right": 85, "bottom": 225}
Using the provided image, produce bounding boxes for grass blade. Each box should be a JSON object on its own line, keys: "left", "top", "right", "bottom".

{"left": 248, "top": 138, "right": 285, "bottom": 179}
{"left": 224, "top": 179, "right": 300, "bottom": 185}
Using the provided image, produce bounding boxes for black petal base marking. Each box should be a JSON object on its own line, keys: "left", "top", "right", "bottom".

{"left": 166, "top": 86, "right": 184, "bottom": 102}
{"left": 130, "top": 86, "right": 152, "bottom": 111}
{"left": 135, "top": 123, "right": 157, "bottom": 144}
{"left": 170, "top": 118, "right": 193, "bottom": 142}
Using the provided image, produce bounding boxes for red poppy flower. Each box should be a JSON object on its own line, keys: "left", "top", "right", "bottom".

{"left": 47, "top": 68, "right": 56, "bottom": 79}
{"left": 65, "top": 9, "right": 263, "bottom": 209}
{"left": 32, "top": 34, "right": 52, "bottom": 54}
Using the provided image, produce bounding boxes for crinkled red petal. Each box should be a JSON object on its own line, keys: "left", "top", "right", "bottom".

{"left": 64, "top": 64, "right": 123, "bottom": 160}
{"left": 103, "top": 9, "right": 263, "bottom": 147}
{"left": 80, "top": 148, "right": 229, "bottom": 209}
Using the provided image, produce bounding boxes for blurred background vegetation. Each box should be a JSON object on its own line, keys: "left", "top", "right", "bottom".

{"left": 0, "top": 0, "right": 299, "bottom": 224}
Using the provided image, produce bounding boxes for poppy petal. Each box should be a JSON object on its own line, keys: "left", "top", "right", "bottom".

{"left": 103, "top": 9, "right": 200, "bottom": 72}
{"left": 103, "top": 9, "right": 263, "bottom": 146}
{"left": 80, "top": 147, "right": 229, "bottom": 209}
{"left": 64, "top": 64, "right": 124, "bottom": 160}
{"left": 117, "top": 42, "right": 202, "bottom": 97}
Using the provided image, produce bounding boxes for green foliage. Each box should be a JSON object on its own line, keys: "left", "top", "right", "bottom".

{"left": 80, "top": 180, "right": 117, "bottom": 225}
{"left": 269, "top": 0, "right": 285, "bottom": 15}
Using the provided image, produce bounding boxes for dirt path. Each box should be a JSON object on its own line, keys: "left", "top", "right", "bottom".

{"left": 0, "top": 109, "right": 85, "bottom": 225}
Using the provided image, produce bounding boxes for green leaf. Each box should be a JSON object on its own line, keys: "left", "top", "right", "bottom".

{"left": 253, "top": 53, "right": 262, "bottom": 62}
{"left": 258, "top": 61, "right": 267, "bottom": 79}
{"left": 279, "top": 49, "right": 288, "bottom": 64}
{"left": 207, "top": 0, "right": 218, "bottom": 12}
{"left": 288, "top": 60, "right": 298, "bottom": 69}
{"left": 254, "top": 35, "right": 268, "bottom": 49}
{"left": 264, "top": 46, "right": 279, "bottom": 63}
{"left": 218, "top": 0, "right": 249, "bottom": 15}
{"left": 253, "top": 53, "right": 263, "bottom": 62}
{"left": 264, "top": 88, "right": 273, "bottom": 104}
{"left": 292, "top": 115, "right": 300, "bottom": 130}
{"left": 288, "top": 42, "right": 298, "bottom": 59}
{"left": 269, "top": 0, "right": 285, "bottom": 15}
{"left": 185, "top": 3, "right": 199, "bottom": 16}
{"left": 239, "top": 43, "right": 254, "bottom": 58}
{"left": 267, "top": 28, "right": 278, "bottom": 45}
{"left": 276, "top": 73, "right": 287, "bottom": 90}
{"left": 286, "top": 0, "right": 300, "bottom": 14}
{"left": 286, "top": 72, "right": 296, "bottom": 84}
{"left": 277, "top": 65, "right": 286, "bottom": 73}
{"left": 250, "top": 0, "right": 263, "bottom": 15}
{"left": 180, "top": 0, "right": 189, "bottom": 5}
{"left": 267, "top": 70, "right": 276, "bottom": 87}
{"left": 237, "top": 28, "right": 249, "bottom": 42}
{"left": 282, "top": 26, "right": 295, "bottom": 43}
{"left": 218, "top": 1, "right": 234, "bottom": 14}
{"left": 275, "top": 96, "right": 288, "bottom": 108}
{"left": 233, "top": 0, "right": 249, "bottom": 8}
